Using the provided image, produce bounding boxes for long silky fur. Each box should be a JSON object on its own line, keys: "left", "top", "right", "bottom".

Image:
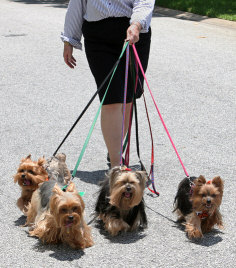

{"left": 95, "top": 177, "right": 147, "bottom": 230}
{"left": 173, "top": 176, "right": 197, "bottom": 216}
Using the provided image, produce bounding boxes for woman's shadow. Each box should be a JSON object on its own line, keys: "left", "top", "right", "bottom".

{"left": 71, "top": 169, "right": 107, "bottom": 185}
{"left": 72, "top": 164, "right": 141, "bottom": 185}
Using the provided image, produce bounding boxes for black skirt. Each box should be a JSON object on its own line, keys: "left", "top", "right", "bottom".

{"left": 82, "top": 17, "right": 151, "bottom": 105}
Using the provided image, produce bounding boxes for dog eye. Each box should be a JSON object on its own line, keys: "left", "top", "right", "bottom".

{"left": 28, "top": 170, "right": 35, "bottom": 175}
{"left": 61, "top": 208, "right": 67, "bottom": 213}
{"left": 72, "top": 206, "right": 78, "bottom": 212}
{"left": 19, "top": 169, "right": 24, "bottom": 173}
{"left": 202, "top": 194, "right": 206, "bottom": 197}
{"left": 211, "top": 194, "right": 216, "bottom": 198}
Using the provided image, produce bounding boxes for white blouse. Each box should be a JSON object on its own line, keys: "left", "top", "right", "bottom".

{"left": 61, "top": 0, "right": 155, "bottom": 49}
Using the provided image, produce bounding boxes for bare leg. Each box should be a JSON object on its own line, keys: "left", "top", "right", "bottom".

{"left": 101, "top": 103, "right": 131, "bottom": 168}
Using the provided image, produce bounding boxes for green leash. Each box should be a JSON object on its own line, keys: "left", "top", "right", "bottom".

{"left": 71, "top": 42, "right": 129, "bottom": 180}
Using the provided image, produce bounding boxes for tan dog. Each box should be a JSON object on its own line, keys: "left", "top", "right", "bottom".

{"left": 27, "top": 181, "right": 94, "bottom": 249}
{"left": 95, "top": 166, "right": 148, "bottom": 236}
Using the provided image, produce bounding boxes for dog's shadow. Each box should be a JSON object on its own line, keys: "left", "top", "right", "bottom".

{"left": 29, "top": 234, "right": 85, "bottom": 261}
{"left": 94, "top": 221, "right": 147, "bottom": 244}
{"left": 14, "top": 215, "right": 27, "bottom": 226}
{"left": 173, "top": 221, "right": 224, "bottom": 246}
{"left": 186, "top": 229, "right": 224, "bottom": 247}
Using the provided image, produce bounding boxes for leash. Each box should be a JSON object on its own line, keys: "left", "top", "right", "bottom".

{"left": 132, "top": 44, "right": 189, "bottom": 178}
{"left": 119, "top": 44, "right": 130, "bottom": 166}
{"left": 71, "top": 42, "right": 129, "bottom": 179}
{"left": 52, "top": 43, "right": 128, "bottom": 157}
{"left": 127, "top": 48, "right": 159, "bottom": 196}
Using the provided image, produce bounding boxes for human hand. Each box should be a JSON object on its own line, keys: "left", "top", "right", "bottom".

{"left": 126, "top": 22, "right": 142, "bottom": 45}
{"left": 63, "top": 42, "right": 76, "bottom": 69}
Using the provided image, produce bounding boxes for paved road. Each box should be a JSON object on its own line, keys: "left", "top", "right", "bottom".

{"left": 0, "top": 0, "right": 235, "bottom": 267}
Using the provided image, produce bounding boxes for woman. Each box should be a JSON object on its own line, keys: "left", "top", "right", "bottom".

{"left": 61, "top": 0, "right": 155, "bottom": 168}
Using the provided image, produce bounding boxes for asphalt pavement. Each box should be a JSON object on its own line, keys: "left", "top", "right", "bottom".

{"left": 0, "top": 0, "right": 236, "bottom": 267}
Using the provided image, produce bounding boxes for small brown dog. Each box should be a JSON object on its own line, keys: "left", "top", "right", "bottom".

{"left": 13, "top": 155, "right": 48, "bottom": 214}
{"left": 27, "top": 181, "right": 94, "bottom": 249}
{"left": 43, "top": 153, "right": 71, "bottom": 184}
{"left": 95, "top": 166, "right": 148, "bottom": 236}
{"left": 174, "top": 175, "right": 224, "bottom": 239}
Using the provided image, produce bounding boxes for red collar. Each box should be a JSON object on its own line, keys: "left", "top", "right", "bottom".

{"left": 196, "top": 211, "right": 209, "bottom": 219}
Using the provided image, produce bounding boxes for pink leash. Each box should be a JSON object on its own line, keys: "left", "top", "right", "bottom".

{"left": 132, "top": 44, "right": 189, "bottom": 178}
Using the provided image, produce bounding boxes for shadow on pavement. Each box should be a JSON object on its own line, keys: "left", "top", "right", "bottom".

{"left": 94, "top": 220, "right": 147, "bottom": 244}
{"left": 145, "top": 205, "right": 176, "bottom": 224}
{"left": 14, "top": 215, "right": 27, "bottom": 226}
{"left": 9, "top": 0, "right": 68, "bottom": 8}
{"left": 72, "top": 164, "right": 144, "bottom": 185}
{"left": 173, "top": 222, "right": 224, "bottom": 246}
{"left": 31, "top": 238, "right": 85, "bottom": 260}
{"left": 188, "top": 229, "right": 224, "bottom": 247}
{"left": 72, "top": 169, "right": 107, "bottom": 185}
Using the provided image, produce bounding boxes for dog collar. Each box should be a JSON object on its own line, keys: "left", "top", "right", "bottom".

{"left": 61, "top": 185, "right": 85, "bottom": 197}
{"left": 196, "top": 211, "right": 209, "bottom": 220}
{"left": 206, "top": 180, "right": 212, "bottom": 184}
{"left": 125, "top": 168, "right": 132, "bottom": 171}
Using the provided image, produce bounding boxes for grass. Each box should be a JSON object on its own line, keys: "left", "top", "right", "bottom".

{"left": 156, "top": 0, "right": 236, "bottom": 21}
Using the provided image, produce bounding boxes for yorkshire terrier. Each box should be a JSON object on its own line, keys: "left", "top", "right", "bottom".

{"left": 173, "top": 175, "right": 224, "bottom": 239}
{"left": 13, "top": 153, "right": 71, "bottom": 214}
{"left": 13, "top": 155, "right": 48, "bottom": 214}
{"left": 43, "top": 153, "right": 71, "bottom": 184}
{"left": 27, "top": 181, "right": 94, "bottom": 249}
{"left": 95, "top": 166, "right": 148, "bottom": 236}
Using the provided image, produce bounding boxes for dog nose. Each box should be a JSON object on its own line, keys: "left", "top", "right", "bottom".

{"left": 126, "top": 186, "right": 131, "bottom": 192}
{"left": 207, "top": 198, "right": 211, "bottom": 204}
{"left": 68, "top": 215, "right": 74, "bottom": 221}
{"left": 22, "top": 174, "right": 25, "bottom": 178}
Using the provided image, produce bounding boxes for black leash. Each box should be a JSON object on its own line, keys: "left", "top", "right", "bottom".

{"left": 53, "top": 57, "right": 122, "bottom": 156}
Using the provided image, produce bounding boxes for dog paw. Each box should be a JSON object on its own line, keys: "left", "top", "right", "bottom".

{"left": 185, "top": 223, "right": 203, "bottom": 239}
{"left": 187, "top": 228, "right": 203, "bottom": 239}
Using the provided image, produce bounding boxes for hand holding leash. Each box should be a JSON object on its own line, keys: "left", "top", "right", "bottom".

{"left": 126, "top": 22, "right": 142, "bottom": 45}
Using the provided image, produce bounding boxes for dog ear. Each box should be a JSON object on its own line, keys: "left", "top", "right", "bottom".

{"left": 53, "top": 183, "right": 63, "bottom": 195}
{"left": 56, "top": 153, "right": 66, "bottom": 162}
{"left": 212, "top": 176, "right": 224, "bottom": 192}
{"left": 196, "top": 175, "right": 206, "bottom": 186}
{"left": 107, "top": 166, "right": 122, "bottom": 178}
{"left": 37, "top": 157, "right": 46, "bottom": 166}
{"left": 21, "top": 154, "right": 31, "bottom": 162}
{"left": 135, "top": 171, "right": 148, "bottom": 187}
{"left": 66, "top": 182, "right": 76, "bottom": 192}
{"left": 78, "top": 195, "right": 85, "bottom": 211}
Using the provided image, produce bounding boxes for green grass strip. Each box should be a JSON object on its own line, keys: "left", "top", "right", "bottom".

{"left": 156, "top": 0, "right": 236, "bottom": 21}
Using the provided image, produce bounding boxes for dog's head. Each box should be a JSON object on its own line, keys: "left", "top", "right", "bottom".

{"left": 13, "top": 155, "right": 48, "bottom": 190}
{"left": 50, "top": 182, "right": 85, "bottom": 230}
{"left": 191, "top": 175, "right": 224, "bottom": 213}
{"left": 108, "top": 166, "right": 147, "bottom": 210}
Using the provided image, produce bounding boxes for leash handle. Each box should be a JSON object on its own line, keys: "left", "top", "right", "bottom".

{"left": 132, "top": 44, "right": 189, "bottom": 178}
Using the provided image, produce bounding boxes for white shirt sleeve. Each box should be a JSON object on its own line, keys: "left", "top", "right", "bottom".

{"left": 61, "top": 0, "right": 87, "bottom": 50}
{"left": 130, "top": 0, "right": 155, "bottom": 32}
